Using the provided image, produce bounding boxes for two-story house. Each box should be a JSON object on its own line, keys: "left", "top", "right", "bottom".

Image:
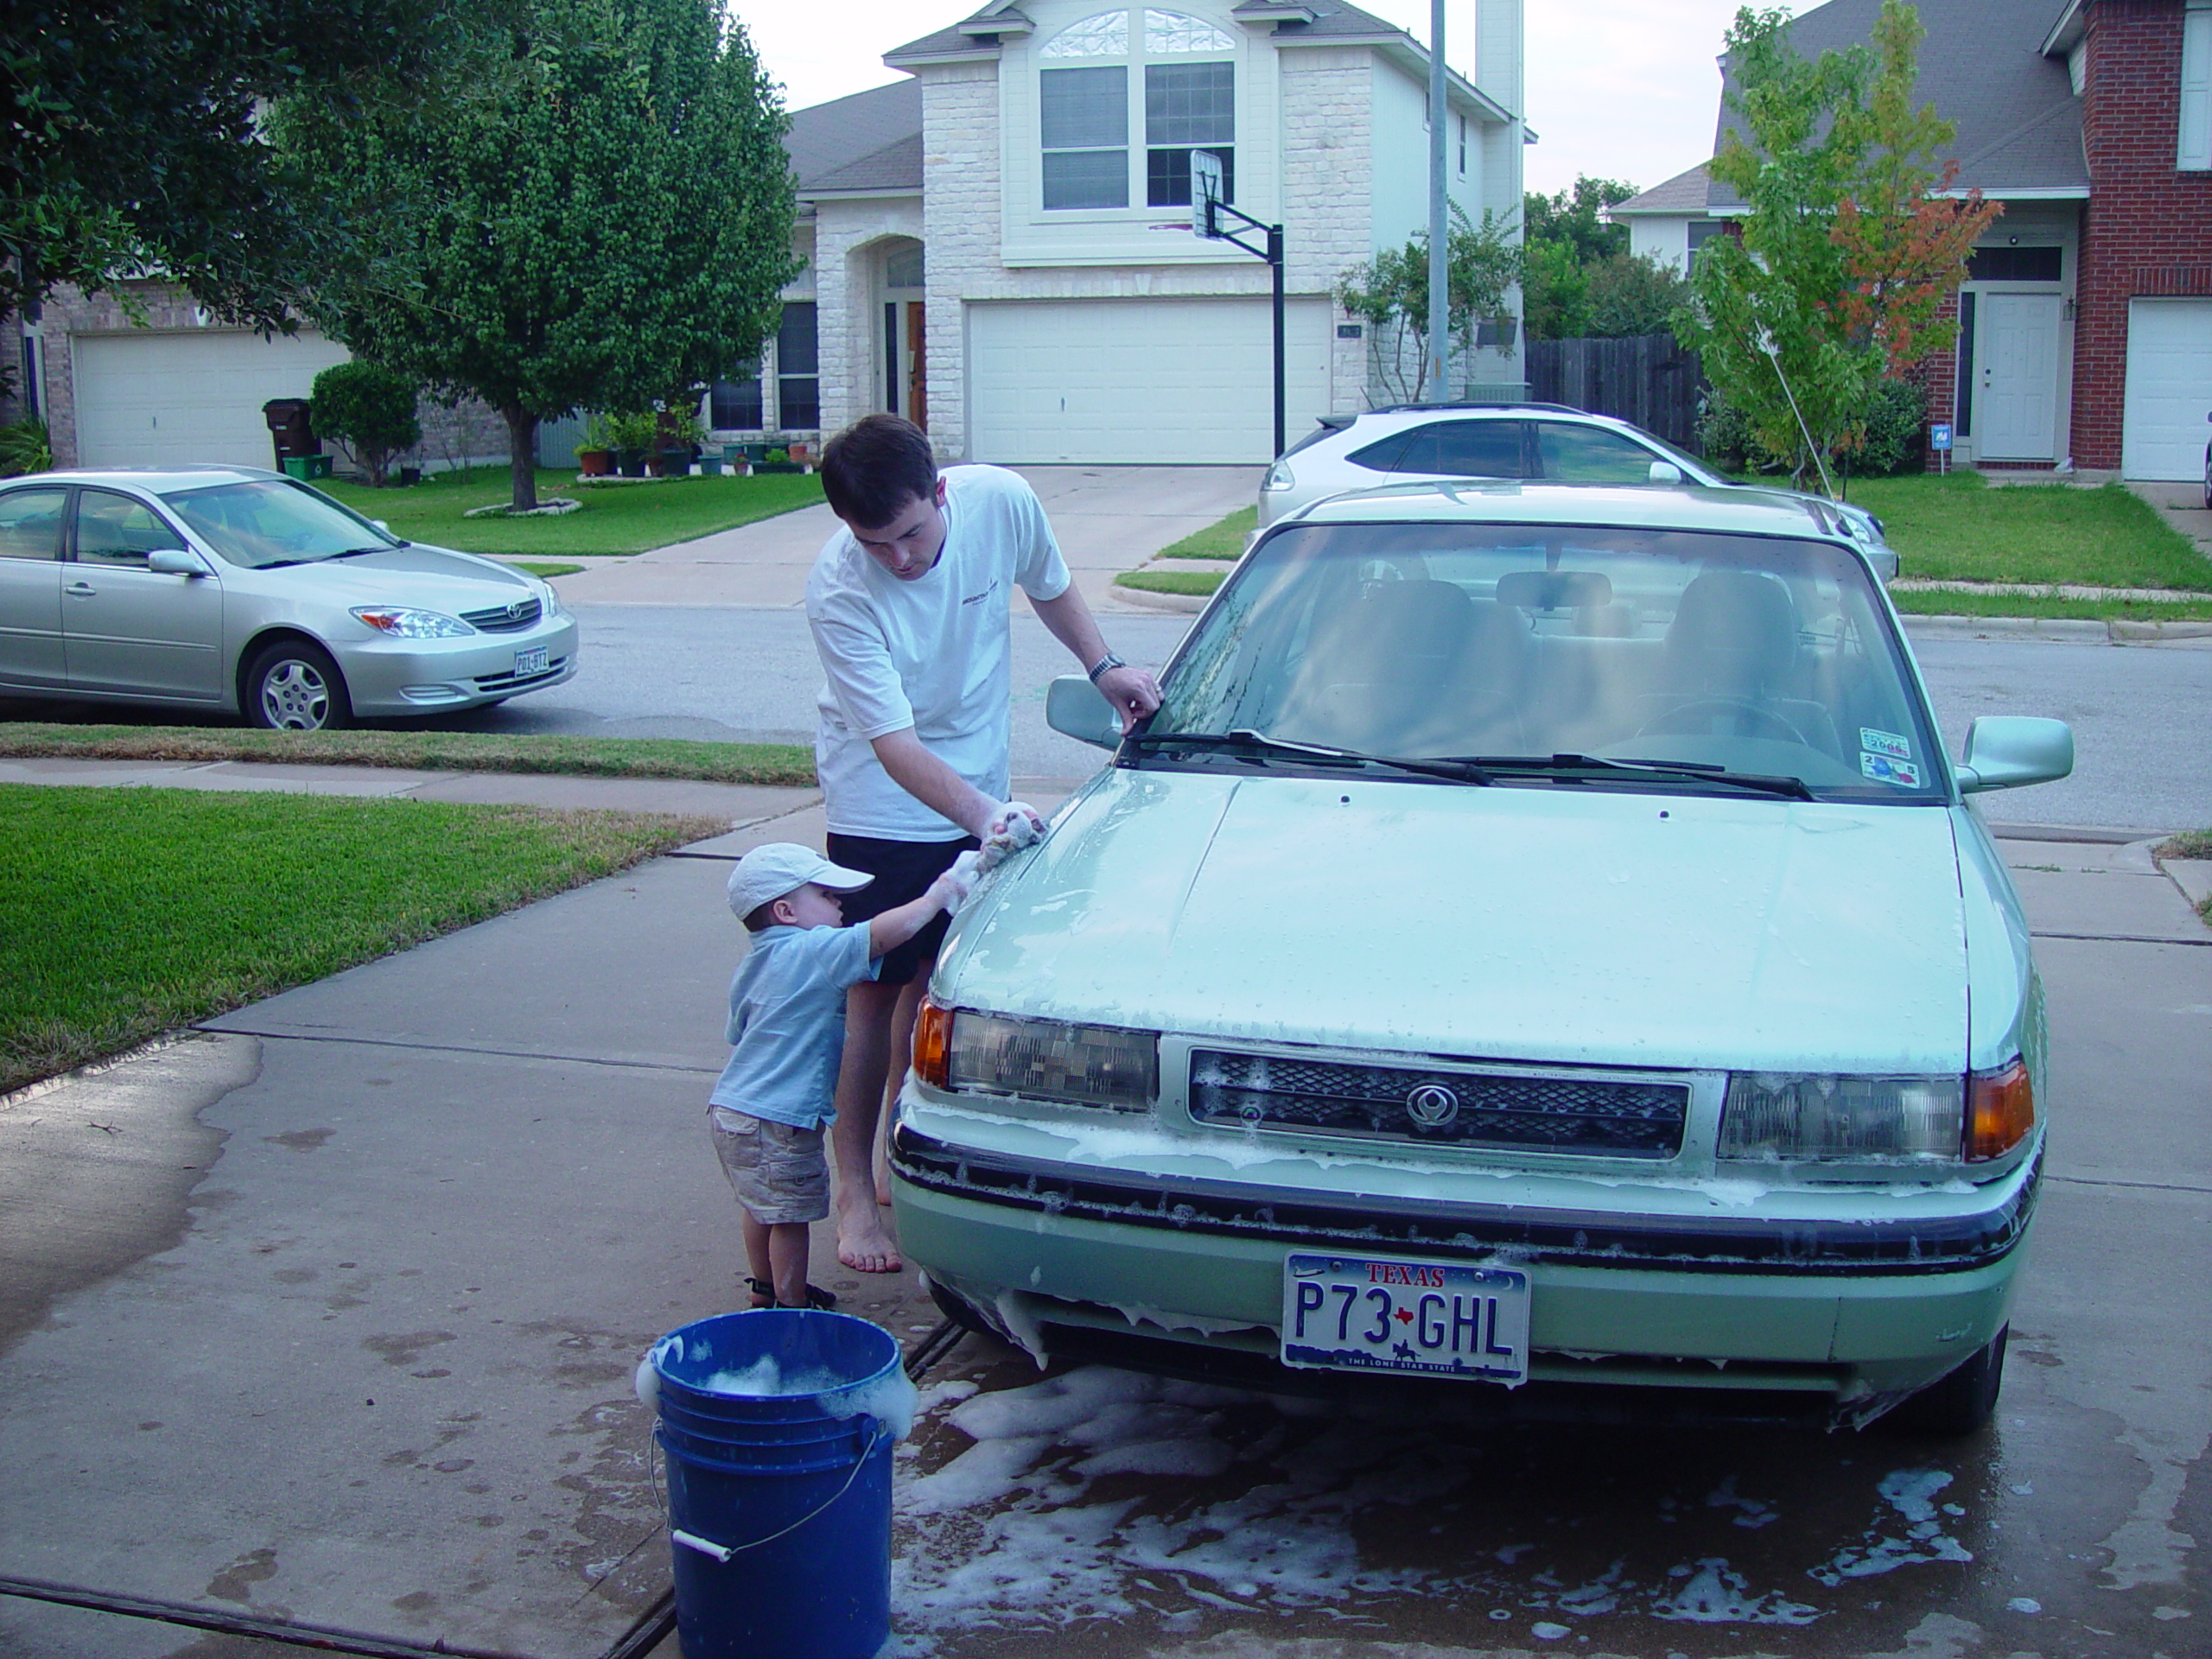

{"left": 22, "top": 1, "right": 1526, "bottom": 474}
{"left": 1608, "top": 0, "right": 2212, "bottom": 481}
{"left": 683, "top": 0, "right": 1531, "bottom": 467}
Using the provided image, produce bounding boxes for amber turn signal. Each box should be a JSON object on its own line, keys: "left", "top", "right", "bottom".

{"left": 912, "top": 997, "right": 953, "bottom": 1090}
{"left": 1965, "top": 1058, "right": 2035, "bottom": 1161}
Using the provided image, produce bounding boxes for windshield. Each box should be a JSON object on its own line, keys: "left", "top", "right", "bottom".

{"left": 1147, "top": 521, "right": 1944, "bottom": 804}
{"left": 159, "top": 480, "right": 402, "bottom": 569}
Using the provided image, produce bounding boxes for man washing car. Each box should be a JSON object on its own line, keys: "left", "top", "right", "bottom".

{"left": 804, "top": 413, "right": 1161, "bottom": 1272}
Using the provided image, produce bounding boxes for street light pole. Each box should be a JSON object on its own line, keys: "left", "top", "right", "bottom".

{"left": 1427, "top": 0, "right": 1449, "bottom": 403}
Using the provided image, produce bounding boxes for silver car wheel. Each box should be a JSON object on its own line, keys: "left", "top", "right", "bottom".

{"left": 246, "top": 641, "right": 352, "bottom": 732}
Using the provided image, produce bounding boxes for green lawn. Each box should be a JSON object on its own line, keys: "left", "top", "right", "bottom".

{"left": 320, "top": 467, "right": 823, "bottom": 556}
{"left": 1888, "top": 588, "right": 2212, "bottom": 621}
{"left": 0, "top": 787, "right": 726, "bottom": 1093}
{"left": 1845, "top": 473, "right": 2212, "bottom": 589}
{"left": 0, "top": 723, "right": 816, "bottom": 785}
{"left": 1155, "top": 505, "right": 1256, "bottom": 560}
{"left": 1116, "top": 568, "right": 1226, "bottom": 596}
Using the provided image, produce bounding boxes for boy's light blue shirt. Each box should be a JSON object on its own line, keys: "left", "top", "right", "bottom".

{"left": 709, "top": 923, "right": 881, "bottom": 1130}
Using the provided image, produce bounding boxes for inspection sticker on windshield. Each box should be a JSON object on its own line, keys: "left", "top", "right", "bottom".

{"left": 1861, "top": 752, "right": 1923, "bottom": 788}
{"left": 1282, "top": 1253, "right": 1529, "bottom": 1385}
{"left": 1860, "top": 728, "right": 1912, "bottom": 760}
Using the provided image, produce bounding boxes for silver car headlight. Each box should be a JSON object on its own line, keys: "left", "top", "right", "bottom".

{"left": 1262, "top": 459, "right": 1294, "bottom": 492}
{"left": 352, "top": 606, "right": 473, "bottom": 639}
{"left": 1718, "top": 1072, "right": 1962, "bottom": 1165}
{"left": 537, "top": 582, "right": 565, "bottom": 619}
{"left": 916, "top": 1002, "right": 1157, "bottom": 1111}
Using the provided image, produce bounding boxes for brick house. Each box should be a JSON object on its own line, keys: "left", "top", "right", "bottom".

{"left": 22, "top": 0, "right": 1526, "bottom": 474}
{"left": 1608, "top": 0, "right": 2212, "bottom": 481}
{"left": 701, "top": 0, "right": 1530, "bottom": 465}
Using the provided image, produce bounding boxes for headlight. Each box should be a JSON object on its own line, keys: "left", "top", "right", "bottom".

{"left": 1262, "top": 460, "right": 1294, "bottom": 492}
{"left": 352, "top": 606, "right": 472, "bottom": 639}
{"left": 538, "top": 583, "right": 564, "bottom": 619}
{"left": 1719, "top": 1072, "right": 1963, "bottom": 1164}
{"left": 913, "top": 1001, "right": 1157, "bottom": 1110}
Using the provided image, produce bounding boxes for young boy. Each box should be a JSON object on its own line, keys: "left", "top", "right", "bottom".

{"left": 711, "top": 842, "right": 970, "bottom": 1310}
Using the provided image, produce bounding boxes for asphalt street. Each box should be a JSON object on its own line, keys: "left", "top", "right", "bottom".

{"left": 451, "top": 607, "right": 2212, "bottom": 833}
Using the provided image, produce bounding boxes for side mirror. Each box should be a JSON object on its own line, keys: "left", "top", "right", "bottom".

{"left": 148, "top": 549, "right": 211, "bottom": 577}
{"left": 1957, "top": 716, "right": 2073, "bottom": 793}
{"left": 1046, "top": 674, "right": 1122, "bottom": 750}
{"left": 372, "top": 519, "right": 392, "bottom": 534}
{"left": 1647, "top": 461, "right": 1685, "bottom": 484}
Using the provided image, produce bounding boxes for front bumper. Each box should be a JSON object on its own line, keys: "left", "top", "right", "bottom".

{"left": 332, "top": 615, "right": 580, "bottom": 715}
{"left": 890, "top": 1108, "right": 2038, "bottom": 1402}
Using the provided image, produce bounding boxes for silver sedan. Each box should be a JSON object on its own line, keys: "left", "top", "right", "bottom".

{"left": 0, "top": 467, "right": 576, "bottom": 729}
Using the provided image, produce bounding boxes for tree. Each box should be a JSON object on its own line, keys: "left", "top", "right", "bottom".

{"left": 1522, "top": 176, "right": 1634, "bottom": 266}
{"left": 1585, "top": 252, "right": 1693, "bottom": 338}
{"left": 1336, "top": 205, "right": 1521, "bottom": 404}
{"left": 278, "top": 0, "right": 799, "bottom": 510}
{"left": 1677, "top": 3, "right": 1999, "bottom": 488}
{"left": 0, "top": 0, "right": 480, "bottom": 327}
{"left": 310, "top": 362, "right": 422, "bottom": 486}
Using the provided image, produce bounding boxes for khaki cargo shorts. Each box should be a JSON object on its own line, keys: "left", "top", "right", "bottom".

{"left": 711, "top": 1112, "right": 830, "bottom": 1225}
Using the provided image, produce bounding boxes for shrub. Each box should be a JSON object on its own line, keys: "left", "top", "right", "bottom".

{"left": 1851, "top": 376, "right": 1928, "bottom": 476}
{"left": 0, "top": 416, "right": 53, "bottom": 477}
{"left": 309, "top": 362, "right": 421, "bottom": 486}
{"left": 601, "top": 410, "right": 662, "bottom": 453}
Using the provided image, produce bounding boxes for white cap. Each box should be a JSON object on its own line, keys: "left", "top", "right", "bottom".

{"left": 726, "top": 842, "right": 873, "bottom": 920}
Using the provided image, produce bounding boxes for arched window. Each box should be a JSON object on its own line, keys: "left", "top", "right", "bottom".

{"left": 1038, "top": 8, "right": 1237, "bottom": 212}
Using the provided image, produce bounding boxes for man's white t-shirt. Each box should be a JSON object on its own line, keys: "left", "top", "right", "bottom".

{"left": 806, "top": 465, "right": 1072, "bottom": 841}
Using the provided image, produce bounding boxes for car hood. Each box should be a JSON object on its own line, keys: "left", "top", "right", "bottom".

{"left": 227, "top": 543, "right": 533, "bottom": 603}
{"left": 939, "top": 770, "right": 1969, "bottom": 1073}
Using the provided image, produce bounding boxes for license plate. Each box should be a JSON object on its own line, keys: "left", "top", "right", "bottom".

{"left": 1281, "top": 1252, "right": 1530, "bottom": 1385}
{"left": 513, "top": 645, "right": 549, "bottom": 677}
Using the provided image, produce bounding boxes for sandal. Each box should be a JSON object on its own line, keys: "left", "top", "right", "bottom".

{"left": 746, "top": 1278, "right": 839, "bottom": 1311}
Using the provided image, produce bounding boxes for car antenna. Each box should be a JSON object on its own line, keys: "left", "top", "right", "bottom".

{"left": 1755, "top": 326, "right": 1839, "bottom": 501}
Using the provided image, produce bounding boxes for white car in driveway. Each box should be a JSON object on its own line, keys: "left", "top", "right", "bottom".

{"left": 1260, "top": 404, "right": 1899, "bottom": 579}
{"left": 894, "top": 480, "right": 2069, "bottom": 1433}
{"left": 0, "top": 467, "right": 576, "bottom": 729}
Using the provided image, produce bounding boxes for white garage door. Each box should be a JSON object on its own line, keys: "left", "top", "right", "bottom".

{"left": 968, "top": 297, "right": 1332, "bottom": 464}
{"left": 2123, "top": 298, "right": 2212, "bottom": 480}
{"left": 72, "top": 329, "right": 354, "bottom": 469}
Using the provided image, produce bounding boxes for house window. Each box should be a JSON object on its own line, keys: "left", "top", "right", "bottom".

{"left": 1039, "top": 8, "right": 1236, "bottom": 213}
{"left": 2183, "top": 0, "right": 2212, "bottom": 170}
{"left": 777, "top": 302, "right": 820, "bottom": 431}
{"left": 1456, "top": 114, "right": 1467, "bottom": 177}
{"left": 1966, "top": 246, "right": 2063, "bottom": 282}
{"left": 708, "top": 301, "right": 819, "bottom": 432}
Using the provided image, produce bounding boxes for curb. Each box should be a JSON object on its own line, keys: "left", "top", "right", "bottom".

{"left": 1901, "top": 614, "right": 2212, "bottom": 644}
{"left": 1110, "top": 583, "right": 1210, "bottom": 614}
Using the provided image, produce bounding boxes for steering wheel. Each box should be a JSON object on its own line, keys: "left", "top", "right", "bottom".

{"left": 1637, "top": 697, "right": 1809, "bottom": 745}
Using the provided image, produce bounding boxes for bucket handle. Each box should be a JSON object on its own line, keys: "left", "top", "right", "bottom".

{"left": 669, "top": 1423, "right": 886, "bottom": 1563}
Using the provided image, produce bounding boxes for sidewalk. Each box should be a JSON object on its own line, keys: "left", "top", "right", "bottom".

{"left": 0, "top": 760, "right": 2204, "bottom": 1658}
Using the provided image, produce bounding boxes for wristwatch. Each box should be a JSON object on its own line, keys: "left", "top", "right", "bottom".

{"left": 1086, "top": 652, "right": 1127, "bottom": 683}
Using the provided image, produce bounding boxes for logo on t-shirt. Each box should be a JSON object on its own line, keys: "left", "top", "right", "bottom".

{"left": 962, "top": 576, "right": 1001, "bottom": 607}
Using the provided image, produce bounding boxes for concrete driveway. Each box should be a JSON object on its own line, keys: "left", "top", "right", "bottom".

{"left": 550, "top": 466, "right": 1261, "bottom": 615}
{"left": 1, "top": 766, "right": 2208, "bottom": 1657}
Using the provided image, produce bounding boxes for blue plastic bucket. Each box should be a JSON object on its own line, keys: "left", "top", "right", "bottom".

{"left": 643, "top": 1310, "right": 911, "bottom": 1659}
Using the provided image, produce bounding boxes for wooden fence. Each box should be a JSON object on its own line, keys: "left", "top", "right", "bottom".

{"left": 1523, "top": 334, "right": 1705, "bottom": 453}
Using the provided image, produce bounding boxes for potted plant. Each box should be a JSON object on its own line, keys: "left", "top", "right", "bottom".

{"left": 605, "top": 410, "right": 658, "bottom": 477}
{"left": 650, "top": 406, "right": 707, "bottom": 477}
{"left": 753, "top": 443, "right": 804, "bottom": 474}
{"left": 577, "top": 412, "right": 620, "bottom": 477}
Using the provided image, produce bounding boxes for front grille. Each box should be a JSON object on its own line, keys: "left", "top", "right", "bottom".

{"left": 1189, "top": 1049, "right": 1688, "bottom": 1158}
{"left": 461, "top": 597, "right": 543, "bottom": 632}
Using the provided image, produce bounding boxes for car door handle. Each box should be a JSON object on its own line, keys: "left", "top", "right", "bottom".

{"left": 64, "top": 581, "right": 96, "bottom": 597}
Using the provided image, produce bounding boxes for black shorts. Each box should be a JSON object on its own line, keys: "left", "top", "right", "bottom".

{"left": 827, "top": 832, "right": 981, "bottom": 987}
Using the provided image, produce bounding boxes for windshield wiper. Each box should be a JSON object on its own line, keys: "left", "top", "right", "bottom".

{"left": 1128, "top": 729, "right": 1492, "bottom": 785}
{"left": 330, "top": 545, "right": 393, "bottom": 558}
{"left": 1437, "top": 753, "right": 1815, "bottom": 801}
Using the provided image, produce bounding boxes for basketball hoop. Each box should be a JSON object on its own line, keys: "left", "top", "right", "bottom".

{"left": 1191, "top": 150, "right": 1225, "bottom": 240}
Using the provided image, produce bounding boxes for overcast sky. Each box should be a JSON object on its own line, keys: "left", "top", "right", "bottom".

{"left": 732, "top": 1, "right": 1819, "bottom": 201}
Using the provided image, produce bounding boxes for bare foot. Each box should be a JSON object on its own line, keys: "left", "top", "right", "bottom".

{"left": 836, "top": 1211, "right": 903, "bottom": 1274}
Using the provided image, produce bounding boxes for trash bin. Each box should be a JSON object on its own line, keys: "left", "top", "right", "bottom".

{"left": 640, "top": 1310, "right": 912, "bottom": 1659}
{"left": 263, "top": 397, "right": 321, "bottom": 474}
{"left": 280, "top": 454, "right": 334, "bottom": 480}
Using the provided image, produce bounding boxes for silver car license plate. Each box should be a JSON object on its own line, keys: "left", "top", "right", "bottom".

{"left": 1281, "top": 1252, "right": 1529, "bottom": 1385}
{"left": 513, "top": 645, "right": 549, "bottom": 677}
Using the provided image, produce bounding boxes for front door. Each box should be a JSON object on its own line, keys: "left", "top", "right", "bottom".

{"left": 1978, "top": 293, "right": 2063, "bottom": 461}
{"left": 61, "top": 488, "right": 226, "bottom": 701}
{"left": 905, "top": 301, "right": 928, "bottom": 430}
